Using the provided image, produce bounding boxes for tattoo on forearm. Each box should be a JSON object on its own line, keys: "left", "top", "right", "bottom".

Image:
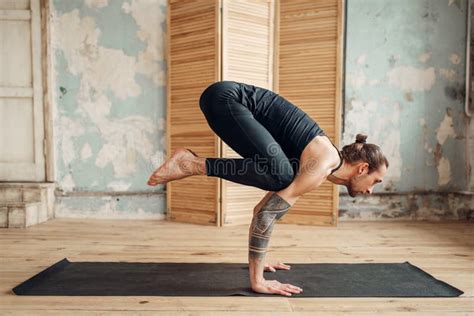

{"left": 249, "top": 192, "right": 291, "bottom": 260}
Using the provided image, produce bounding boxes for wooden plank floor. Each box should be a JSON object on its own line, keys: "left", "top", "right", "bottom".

{"left": 0, "top": 219, "right": 472, "bottom": 315}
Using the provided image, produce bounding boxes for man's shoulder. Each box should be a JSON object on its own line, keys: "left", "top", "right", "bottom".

{"left": 305, "top": 136, "right": 341, "bottom": 173}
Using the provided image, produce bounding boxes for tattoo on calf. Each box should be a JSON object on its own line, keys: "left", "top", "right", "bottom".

{"left": 249, "top": 192, "right": 291, "bottom": 260}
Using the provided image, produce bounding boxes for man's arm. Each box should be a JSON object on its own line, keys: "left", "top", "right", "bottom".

{"left": 248, "top": 191, "right": 291, "bottom": 284}
{"left": 276, "top": 148, "right": 338, "bottom": 205}
{"left": 248, "top": 156, "right": 334, "bottom": 294}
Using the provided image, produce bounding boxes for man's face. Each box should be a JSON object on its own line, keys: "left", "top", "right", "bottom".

{"left": 346, "top": 163, "right": 387, "bottom": 197}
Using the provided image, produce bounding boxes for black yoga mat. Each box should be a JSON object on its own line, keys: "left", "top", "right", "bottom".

{"left": 12, "top": 258, "right": 463, "bottom": 297}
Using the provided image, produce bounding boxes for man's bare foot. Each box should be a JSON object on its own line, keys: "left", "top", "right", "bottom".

{"left": 147, "top": 148, "right": 204, "bottom": 186}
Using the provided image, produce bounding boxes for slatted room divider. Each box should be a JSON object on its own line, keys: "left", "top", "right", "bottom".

{"left": 220, "top": 0, "right": 275, "bottom": 226}
{"left": 167, "top": 0, "right": 221, "bottom": 225}
{"left": 167, "top": 0, "right": 344, "bottom": 226}
{"left": 276, "top": 0, "right": 344, "bottom": 226}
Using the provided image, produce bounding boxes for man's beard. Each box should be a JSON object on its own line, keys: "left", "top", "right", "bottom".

{"left": 346, "top": 178, "right": 357, "bottom": 197}
{"left": 347, "top": 185, "right": 356, "bottom": 197}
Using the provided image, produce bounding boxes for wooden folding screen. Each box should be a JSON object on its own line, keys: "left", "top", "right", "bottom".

{"left": 167, "top": 0, "right": 221, "bottom": 225}
{"left": 275, "top": 0, "right": 344, "bottom": 226}
{"left": 167, "top": 0, "right": 343, "bottom": 227}
{"left": 220, "top": 0, "right": 275, "bottom": 226}
{"left": 167, "top": 0, "right": 274, "bottom": 226}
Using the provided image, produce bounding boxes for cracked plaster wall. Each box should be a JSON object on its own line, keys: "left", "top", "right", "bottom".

{"left": 50, "top": 0, "right": 472, "bottom": 220}
{"left": 51, "top": 0, "right": 167, "bottom": 219}
{"left": 340, "top": 0, "right": 473, "bottom": 220}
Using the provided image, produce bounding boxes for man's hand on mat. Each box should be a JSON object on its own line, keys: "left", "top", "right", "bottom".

{"left": 251, "top": 279, "right": 303, "bottom": 296}
{"left": 264, "top": 262, "right": 291, "bottom": 272}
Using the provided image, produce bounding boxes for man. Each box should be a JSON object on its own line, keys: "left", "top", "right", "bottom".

{"left": 148, "top": 81, "right": 389, "bottom": 296}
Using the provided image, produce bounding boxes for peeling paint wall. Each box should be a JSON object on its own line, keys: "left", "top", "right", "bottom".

{"left": 50, "top": 0, "right": 472, "bottom": 220}
{"left": 51, "top": 0, "right": 167, "bottom": 218}
{"left": 339, "top": 192, "right": 472, "bottom": 220}
{"left": 341, "top": 0, "right": 473, "bottom": 220}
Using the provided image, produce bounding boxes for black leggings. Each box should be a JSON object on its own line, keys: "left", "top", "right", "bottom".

{"left": 199, "top": 81, "right": 317, "bottom": 191}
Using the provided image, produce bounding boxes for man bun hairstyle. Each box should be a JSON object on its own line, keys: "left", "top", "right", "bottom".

{"left": 341, "top": 133, "right": 389, "bottom": 173}
{"left": 355, "top": 134, "right": 367, "bottom": 144}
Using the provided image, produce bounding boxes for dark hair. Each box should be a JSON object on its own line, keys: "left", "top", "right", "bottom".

{"left": 341, "top": 133, "right": 389, "bottom": 173}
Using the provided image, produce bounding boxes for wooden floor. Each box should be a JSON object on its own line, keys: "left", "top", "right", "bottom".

{"left": 0, "top": 219, "right": 472, "bottom": 315}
